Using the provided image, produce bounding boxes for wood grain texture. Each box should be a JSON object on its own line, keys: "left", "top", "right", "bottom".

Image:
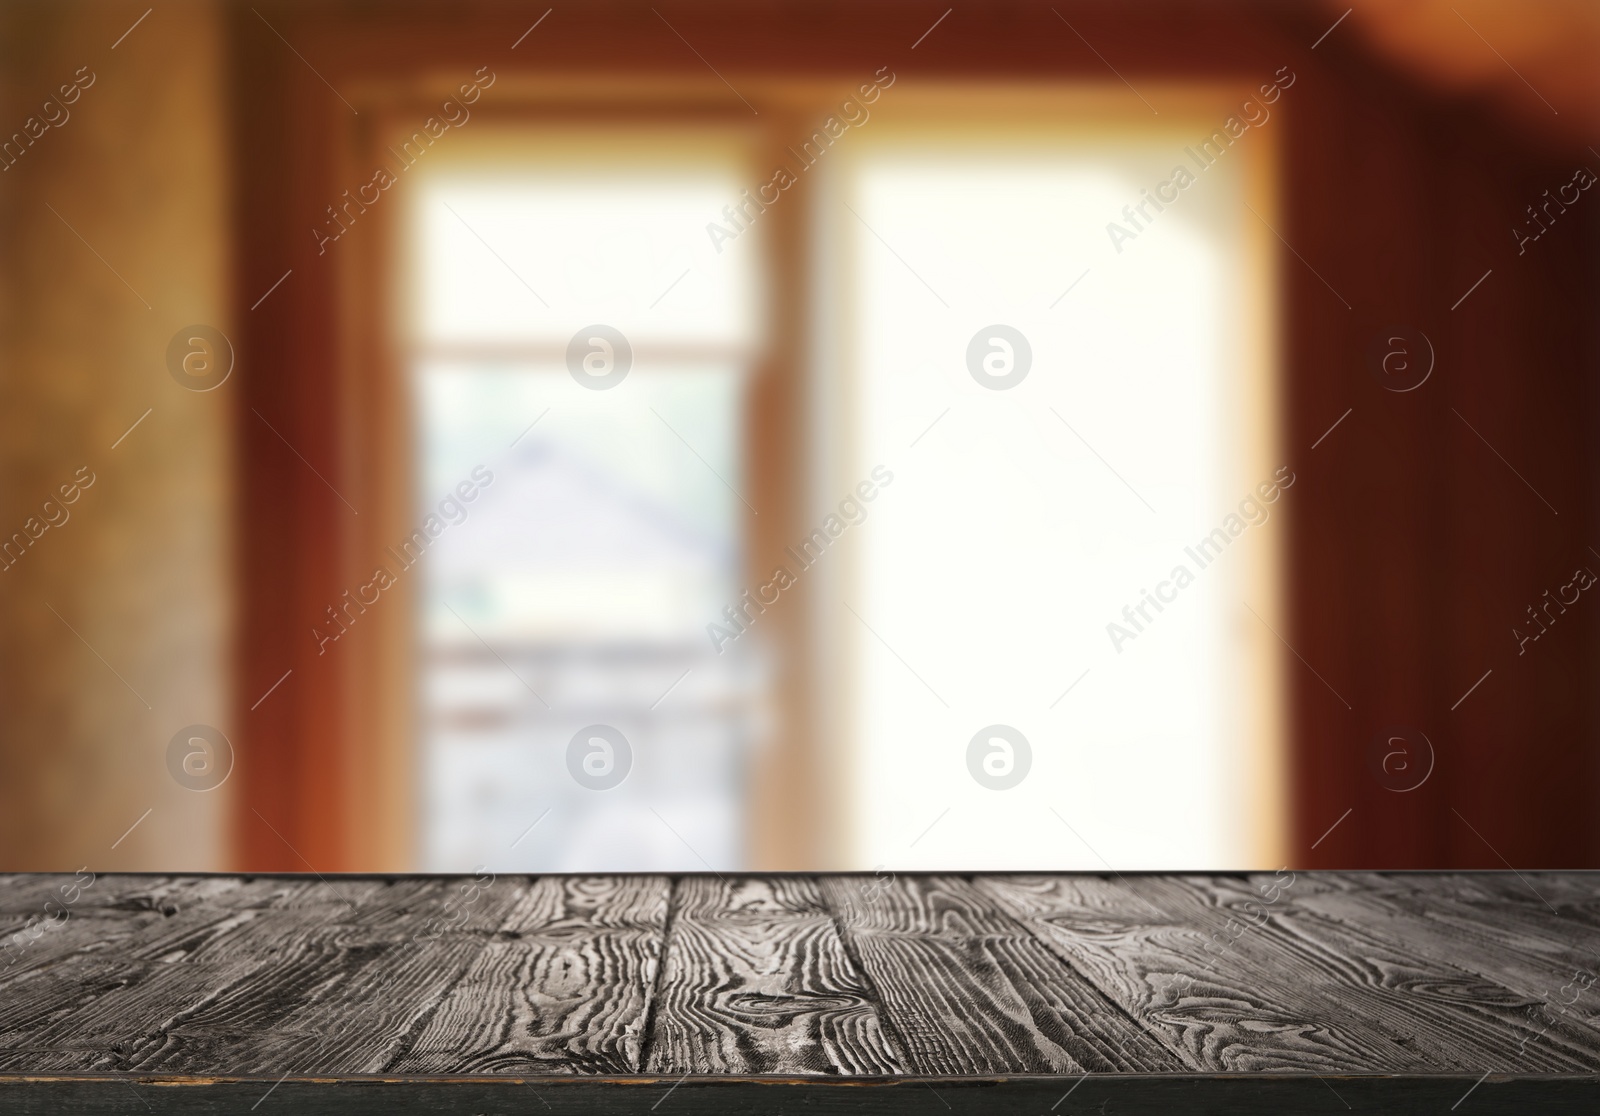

{"left": 0, "top": 876, "right": 479, "bottom": 1074}
{"left": 0, "top": 876, "right": 284, "bottom": 1069}
{"left": 6, "top": 869, "right": 1600, "bottom": 1104}
{"left": 982, "top": 873, "right": 1600, "bottom": 1074}
{"left": 0, "top": 875, "right": 235, "bottom": 988}
{"left": 979, "top": 873, "right": 1449, "bottom": 1072}
{"left": 122, "top": 876, "right": 520, "bottom": 1075}
{"left": 1197, "top": 873, "right": 1600, "bottom": 1073}
{"left": 389, "top": 875, "right": 669, "bottom": 1074}
{"left": 820, "top": 875, "right": 1180, "bottom": 1075}
{"left": 645, "top": 876, "right": 903, "bottom": 1075}
{"left": 1288, "top": 872, "right": 1600, "bottom": 1063}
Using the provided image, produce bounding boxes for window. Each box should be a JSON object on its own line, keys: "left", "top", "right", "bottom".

{"left": 397, "top": 92, "right": 1281, "bottom": 872}
{"left": 812, "top": 99, "right": 1283, "bottom": 869}
{"left": 406, "top": 129, "right": 769, "bottom": 871}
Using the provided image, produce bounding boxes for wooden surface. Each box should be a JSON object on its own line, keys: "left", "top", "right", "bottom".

{"left": 3, "top": 871, "right": 1600, "bottom": 1112}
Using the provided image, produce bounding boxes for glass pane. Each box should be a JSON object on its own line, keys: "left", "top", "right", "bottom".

{"left": 835, "top": 133, "right": 1264, "bottom": 870}
{"left": 414, "top": 137, "right": 760, "bottom": 348}
{"left": 410, "top": 137, "right": 763, "bottom": 872}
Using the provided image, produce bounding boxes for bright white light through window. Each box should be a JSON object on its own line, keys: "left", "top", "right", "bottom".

{"left": 409, "top": 132, "right": 763, "bottom": 872}
{"left": 827, "top": 125, "right": 1274, "bottom": 870}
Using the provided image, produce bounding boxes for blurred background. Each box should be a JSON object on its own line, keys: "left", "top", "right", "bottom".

{"left": 0, "top": 0, "right": 1596, "bottom": 874}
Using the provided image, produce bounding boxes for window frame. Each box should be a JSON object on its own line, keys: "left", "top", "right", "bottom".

{"left": 251, "top": 78, "right": 850, "bottom": 869}
{"left": 233, "top": 52, "right": 1284, "bottom": 872}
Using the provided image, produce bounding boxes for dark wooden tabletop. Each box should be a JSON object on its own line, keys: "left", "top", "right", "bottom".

{"left": 3, "top": 871, "right": 1600, "bottom": 1113}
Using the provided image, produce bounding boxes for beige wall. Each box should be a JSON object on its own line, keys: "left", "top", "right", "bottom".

{"left": 0, "top": 1, "right": 233, "bottom": 870}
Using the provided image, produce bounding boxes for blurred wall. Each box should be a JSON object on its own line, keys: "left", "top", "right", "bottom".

{"left": 0, "top": 1, "right": 233, "bottom": 870}
{"left": 0, "top": 0, "right": 1594, "bottom": 873}
{"left": 1285, "top": 22, "right": 1600, "bottom": 867}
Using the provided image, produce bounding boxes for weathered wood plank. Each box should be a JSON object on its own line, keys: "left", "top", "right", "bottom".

{"left": 0, "top": 876, "right": 469, "bottom": 1074}
{"left": 820, "top": 875, "right": 1178, "bottom": 1075}
{"left": 1380, "top": 872, "right": 1600, "bottom": 937}
{"left": 117, "top": 877, "right": 524, "bottom": 1074}
{"left": 1286, "top": 872, "right": 1600, "bottom": 1064}
{"left": 983, "top": 873, "right": 1600, "bottom": 1074}
{"left": 1201, "top": 873, "right": 1600, "bottom": 1073}
{"left": 644, "top": 876, "right": 903, "bottom": 1075}
{"left": 978, "top": 873, "right": 1440, "bottom": 1073}
{"left": 1450, "top": 872, "right": 1600, "bottom": 913}
{"left": 8, "top": 870, "right": 1600, "bottom": 1091}
{"left": 0, "top": 875, "right": 233, "bottom": 984}
{"left": 388, "top": 876, "right": 670, "bottom": 1075}
{"left": 0, "top": 876, "right": 288, "bottom": 1068}
{"left": 0, "top": 873, "right": 102, "bottom": 917}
